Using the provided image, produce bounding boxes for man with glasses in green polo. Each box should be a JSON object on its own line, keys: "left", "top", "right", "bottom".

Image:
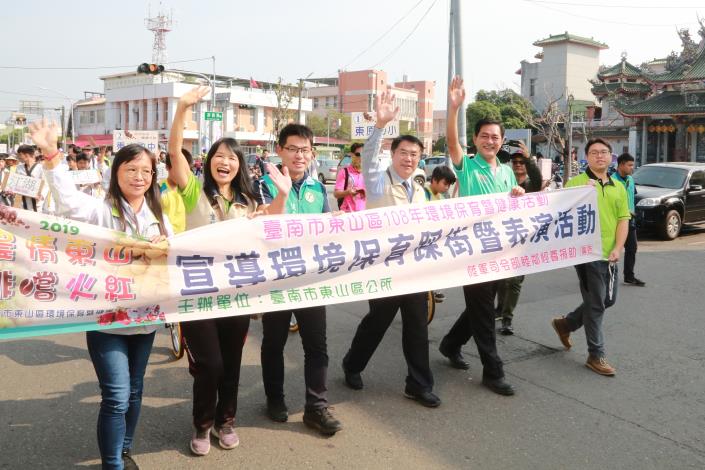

{"left": 551, "top": 138, "right": 630, "bottom": 376}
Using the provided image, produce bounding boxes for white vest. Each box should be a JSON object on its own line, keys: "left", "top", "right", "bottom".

{"left": 367, "top": 170, "right": 426, "bottom": 209}
{"left": 186, "top": 190, "right": 257, "bottom": 228}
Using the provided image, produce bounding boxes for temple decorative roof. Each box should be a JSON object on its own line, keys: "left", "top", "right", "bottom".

{"left": 618, "top": 91, "right": 705, "bottom": 116}
{"left": 598, "top": 58, "right": 643, "bottom": 79}
{"left": 591, "top": 82, "right": 651, "bottom": 96}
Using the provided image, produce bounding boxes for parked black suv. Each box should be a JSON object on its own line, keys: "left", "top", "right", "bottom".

{"left": 634, "top": 162, "right": 705, "bottom": 240}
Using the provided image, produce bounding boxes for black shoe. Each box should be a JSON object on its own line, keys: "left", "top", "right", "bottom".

{"left": 481, "top": 377, "right": 515, "bottom": 396}
{"left": 438, "top": 339, "right": 470, "bottom": 370}
{"left": 122, "top": 450, "right": 139, "bottom": 470}
{"left": 342, "top": 363, "right": 363, "bottom": 390}
{"left": 303, "top": 407, "right": 342, "bottom": 436}
{"left": 404, "top": 389, "right": 441, "bottom": 408}
{"left": 266, "top": 398, "right": 288, "bottom": 422}
{"left": 624, "top": 277, "right": 646, "bottom": 287}
{"left": 499, "top": 320, "right": 514, "bottom": 336}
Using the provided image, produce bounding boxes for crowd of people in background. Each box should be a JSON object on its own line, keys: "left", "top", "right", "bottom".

{"left": 0, "top": 74, "right": 646, "bottom": 469}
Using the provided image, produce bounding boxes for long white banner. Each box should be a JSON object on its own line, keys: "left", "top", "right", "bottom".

{"left": 0, "top": 187, "right": 601, "bottom": 339}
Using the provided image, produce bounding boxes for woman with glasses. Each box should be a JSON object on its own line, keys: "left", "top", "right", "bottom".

{"left": 168, "top": 86, "right": 291, "bottom": 456}
{"left": 29, "top": 120, "right": 172, "bottom": 470}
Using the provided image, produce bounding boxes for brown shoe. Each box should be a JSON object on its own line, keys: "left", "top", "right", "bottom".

{"left": 551, "top": 317, "right": 572, "bottom": 350}
{"left": 585, "top": 356, "right": 616, "bottom": 376}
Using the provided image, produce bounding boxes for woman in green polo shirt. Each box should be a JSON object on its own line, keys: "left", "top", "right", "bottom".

{"left": 168, "top": 86, "right": 291, "bottom": 457}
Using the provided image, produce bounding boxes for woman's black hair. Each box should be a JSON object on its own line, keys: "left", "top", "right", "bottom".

{"left": 202, "top": 137, "right": 255, "bottom": 205}
{"left": 107, "top": 143, "right": 168, "bottom": 236}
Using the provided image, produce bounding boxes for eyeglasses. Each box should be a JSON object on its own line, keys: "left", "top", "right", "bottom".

{"left": 123, "top": 167, "right": 155, "bottom": 179}
{"left": 397, "top": 150, "right": 420, "bottom": 159}
{"left": 353, "top": 152, "right": 361, "bottom": 157}
{"left": 511, "top": 160, "right": 526, "bottom": 165}
{"left": 588, "top": 150, "right": 611, "bottom": 156}
{"left": 283, "top": 146, "right": 312, "bottom": 155}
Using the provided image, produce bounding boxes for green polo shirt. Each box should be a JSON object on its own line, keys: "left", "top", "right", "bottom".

{"left": 454, "top": 154, "right": 517, "bottom": 197}
{"left": 566, "top": 170, "right": 631, "bottom": 259}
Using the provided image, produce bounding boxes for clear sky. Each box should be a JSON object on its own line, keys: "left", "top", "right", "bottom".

{"left": 1, "top": 0, "right": 704, "bottom": 122}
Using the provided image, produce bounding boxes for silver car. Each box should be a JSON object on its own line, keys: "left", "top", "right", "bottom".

{"left": 422, "top": 155, "right": 450, "bottom": 180}
{"left": 315, "top": 157, "right": 340, "bottom": 183}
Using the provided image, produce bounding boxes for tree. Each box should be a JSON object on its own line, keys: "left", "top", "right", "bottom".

{"left": 432, "top": 135, "right": 447, "bottom": 154}
{"left": 271, "top": 77, "right": 296, "bottom": 140}
{"left": 466, "top": 89, "right": 535, "bottom": 142}
{"left": 466, "top": 101, "right": 501, "bottom": 139}
{"left": 307, "top": 109, "right": 351, "bottom": 141}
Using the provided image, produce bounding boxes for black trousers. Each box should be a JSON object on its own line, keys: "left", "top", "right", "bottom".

{"left": 261, "top": 306, "right": 328, "bottom": 411}
{"left": 343, "top": 292, "right": 433, "bottom": 393}
{"left": 181, "top": 315, "right": 251, "bottom": 432}
{"left": 441, "top": 281, "right": 504, "bottom": 379}
{"left": 623, "top": 221, "right": 638, "bottom": 280}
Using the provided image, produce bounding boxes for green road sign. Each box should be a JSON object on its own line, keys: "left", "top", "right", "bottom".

{"left": 204, "top": 111, "right": 223, "bottom": 121}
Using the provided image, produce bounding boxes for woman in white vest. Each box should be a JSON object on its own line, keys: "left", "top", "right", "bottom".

{"left": 29, "top": 119, "right": 172, "bottom": 470}
{"left": 168, "top": 86, "right": 291, "bottom": 456}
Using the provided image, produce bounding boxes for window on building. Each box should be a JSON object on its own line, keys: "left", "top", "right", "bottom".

{"left": 247, "top": 108, "right": 255, "bottom": 127}
{"left": 163, "top": 101, "right": 168, "bottom": 124}
{"left": 96, "top": 109, "right": 105, "bottom": 123}
{"left": 530, "top": 78, "right": 536, "bottom": 97}
{"left": 332, "top": 96, "right": 338, "bottom": 109}
{"left": 191, "top": 105, "right": 198, "bottom": 123}
{"left": 313, "top": 98, "right": 319, "bottom": 109}
{"left": 155, "top": 101, "right": 160, "bottom": 123}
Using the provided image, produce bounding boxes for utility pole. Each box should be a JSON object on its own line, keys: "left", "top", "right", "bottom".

{"left": 60, "top": 105, "right": 66, "bottom": 149}
{"left": 565, "top": 94, "right": 574, "bottom": 180}
{"left": 210, "top": 55, "right": 216, "bottom": 146}
{"left": 297, "top": 78, "right": 305, "bottom": 124}
{"left": 451, "top": 0, "right": 466, "bottom": 148}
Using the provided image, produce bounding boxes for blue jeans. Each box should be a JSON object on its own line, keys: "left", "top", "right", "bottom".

{"left": 565, "top": 261, "right": 618, "bottom": 358}
{"left": 86, "top": 331, "right": 155, "bottom": 470}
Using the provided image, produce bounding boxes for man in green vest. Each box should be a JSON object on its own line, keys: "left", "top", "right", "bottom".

{"left": 438, "top": 76, "right": 524, "bottom": 397}
{"left": 254, "top": 123, "right": 342, "bottom": 436}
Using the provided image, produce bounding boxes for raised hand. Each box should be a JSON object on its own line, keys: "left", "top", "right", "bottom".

{"left": 449, "top": 75, "right": 466, "bottom": 110}
{"left": 374, "top": 88, "right": 400, "bottom": 128}
{"left": 266, "top": 162, "right": 291, "bottom": 196}
{"left": 178, "top": 86, "right": 210, "bottom": 109}
{"left": 28, "top": 119, "right": 59, "bottom": 154}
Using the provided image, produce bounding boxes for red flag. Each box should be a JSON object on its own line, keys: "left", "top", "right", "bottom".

{"left": 249, "top": 77, "right": 260, "bottom": 89}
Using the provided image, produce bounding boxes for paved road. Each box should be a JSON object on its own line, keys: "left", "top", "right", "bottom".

{"left": 1, "top": 226, "right": 704, "bottom": 469}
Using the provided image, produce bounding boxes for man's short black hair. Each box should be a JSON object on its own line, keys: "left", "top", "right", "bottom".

{"left": 350, "top": 142, "right": 364, "bottom": 153}
{"left": 585, "top": 138, "right": 612, "bottom": 154}
{"left": 65, "top": 155, "right": 76, "bottom": 163}
{"left": 391, "top": 134, "right": 424, "bottom": 153}
{"left": 278, "top": 123, "right": 314, "bottom": 148}
{"left": 165, "top": 148, "right": 193, "bottom": 169}
{"left": 76, "top": 152, "right": 91, "bottom": 163}
{"left": 617, "top": 152, "right": 635, "bottom": 165}
{"left": 17, "top": 144, "right": 35, "bottom": 156}
{"left": 474, "top": 118, "right": 505, "bottom": 137}
{"left": 431, "top": 165, "right": 457, "bottom": 185}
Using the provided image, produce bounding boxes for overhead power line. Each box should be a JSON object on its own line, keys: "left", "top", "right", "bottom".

{"left": 527, "top": 0, "right": 703, "bottom": 8}
{"left": 524, "top": 0, "right": 704, "bottom": 27}
{"left": 0, "top": 56, "right": 213, "bottom": 71}
{"left": 341, "top": 0, "right": 426, "bottom": 71}
{"left": 371, "top": 0, "right": 439, "bottom": 68}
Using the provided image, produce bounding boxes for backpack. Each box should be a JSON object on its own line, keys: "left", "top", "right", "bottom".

{"left": 336, "top": 167, "right": 350, "bottom": 209}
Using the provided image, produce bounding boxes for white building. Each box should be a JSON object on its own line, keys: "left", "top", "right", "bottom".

{"left": 518, "top": 32, "right": 608, "bottom": 114}
{"left": 74, "top": 70, "right": 312, "bottom": 155}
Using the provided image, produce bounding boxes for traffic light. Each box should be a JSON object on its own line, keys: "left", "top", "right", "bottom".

{"left": 137, "top": 63, "right": 165, "bottom": 75}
